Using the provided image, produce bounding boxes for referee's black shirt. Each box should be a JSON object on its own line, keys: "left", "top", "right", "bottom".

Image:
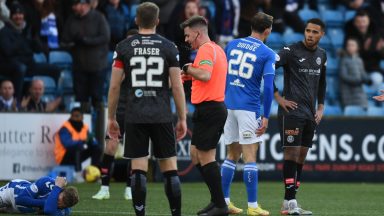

{"left": 276, "top": 41, "right": 327, "bottom": 122}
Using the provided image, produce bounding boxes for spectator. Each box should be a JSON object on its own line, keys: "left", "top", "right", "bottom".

{"left": 237, "top": 0, "right": 265, "bottom": 38}
{"left": 61, "top": 0, "right": 109, "bottom": 110}
{"left": 0, "top": 0, "right": 10, "bottom": 30}
{"left": 367, "top": 0, "right": 384, "bottom": 33}
{"left": 214, "top": 0, "right": 240, "bottom": 47}
{"left": 20, "top": 79, "right": 62, "bottom": 112}
{"left": 264, "top": 0, "right": 305, "bottom": 34}
{"left": 61, "top": 0, "right": 110, "bottom": 147}
{"left": 339, "top": 38, "right": 372, "bottom": 108}
{"left": 146, "top": 0, "right": 178, "bottom": 37}
{"left": 54, "top": 107, "right": 102, "bottom": 182}
{"left": 102, "top": 0, "right": 130, "bottom": 50}
{"left": 333, "top": 0, "right": 366, "bottom": 10}
{"left": 0, "top": 2, "right": 62, "bottom": 98}
{"left": 344, "top": 10, "right": 384, "bottom": 75}
{"left": 0, "top": 80, "right": 19, "bottom": 111}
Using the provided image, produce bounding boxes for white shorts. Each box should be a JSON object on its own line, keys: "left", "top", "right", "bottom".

{"left": 224, "top": 109, "right": 263, "bottom": 145}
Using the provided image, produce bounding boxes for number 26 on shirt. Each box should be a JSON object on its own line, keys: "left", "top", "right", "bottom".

{"left": 228, "top": 49, "right": 256, "bottom": 79}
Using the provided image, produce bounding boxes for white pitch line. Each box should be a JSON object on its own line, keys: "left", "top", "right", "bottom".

{"left": 72, "top": 210, "right": 196, "bottom": 216}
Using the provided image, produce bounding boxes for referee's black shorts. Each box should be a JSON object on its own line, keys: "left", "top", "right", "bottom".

{"left": 191, "top": 101, "right": 227, "bottom": 151}
{"left": 278, "top": 115, "right": 316, "bottom": 148}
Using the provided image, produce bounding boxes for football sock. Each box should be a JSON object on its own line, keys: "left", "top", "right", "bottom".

{"left": 244, "top": 162, "right": 258, "bottom": 208}
{"left": 283, "top": 160, "right": 297, "bottom": 200}
{"left": 163, "top": 170, "right": 181, "bottom": 216}
{"left": 202, "top": 162, "right": 227, "bottom": 208}
{"left": 296, "top": 163, "right": 303, "bottom": 192}
{"left": 221, "top": 159, "right": 236, "bottom": 201}
{"left": 100, "top": 154, "right": 114, "bottom": 186}
{"left": 126, "top": 160, "right": 131, "bottom": 187}
{"left": 196, "top": 164, "right": 213, "bottom": 202}
{"left": 131, "top": 170, "right": 147, "bottom": 216}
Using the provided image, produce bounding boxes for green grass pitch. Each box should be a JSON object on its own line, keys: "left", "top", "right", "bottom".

{"left": 1, "top": 181, "right": 383, "bottom": 215}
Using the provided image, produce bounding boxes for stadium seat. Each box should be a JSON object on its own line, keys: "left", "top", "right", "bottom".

{"left": 344, "top": 105, "right": 366, "bottom": 116}
{"left": 321, "top": 10, "right": 344, "bottom": 28}
{"left": 33, "top": 52, "right": 47, "bottom": 63}
{"left": 33, "top": 75, "right": 57, "bottom": 95}
{"left": 326, "top": 76, "right": 340, "bottom": 104}
{"left": 327, "top": 28, "right": 345, "bottom": 50}
{"left": 319, "top": 35, "right": 333, "bottom": 52}
{"left": 298, "top": 8, "right": 320, "bottom": 22}
{"left": 380, "top": 60, "right": 384, "bottom": 70}
{"left": 274, "top": 74, "right": 284, "bottom": 93}
{"left": 367, "top": 106, "right": 384, "bottom": 116}
{"left": 326, "top": 56, "right": 339, "bottom": 76}
{"left": 344, "top": 10, "right": 356, "bottom": 22}
{"left": 266, "top": 32, "right": 284, "bottom": 50}
{"left": 49, "top": 165, "right": 75, "bottom": 183}
{"left": 324, "top": 105, "right": 342, "bottom": 116}
{"left": 283, "top": 32, "right": 303, "bottom": 45}
{"left": 49, "top": 50, "right": 73, "bottom": 70}
{"left": 270, "top": 101, "right": 279, "bottom": 116}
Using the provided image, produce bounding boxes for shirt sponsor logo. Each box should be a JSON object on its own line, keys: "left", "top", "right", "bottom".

{"left": 285, "top": 128, "right": 300, "bottom": 136}
{"left": 199, "top": 60, "right": 212, "bottom": 66}
{"left": 135, "top": 89, "right": 143, "bottom": 98}
{"left": 30, "top": 184, "right": 38, "bottom": 193}
{"left": 131, "top": 39, "right": 140, "bottom": 47}
{"left": 316, "top": 57, "right": 321, "bottom": 65}
{"left": 229, "top": 79, "right": 245, "bottom": 88}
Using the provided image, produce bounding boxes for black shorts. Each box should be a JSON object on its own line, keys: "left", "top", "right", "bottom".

{"left": 105, "top": 112, "right": 126, "bottom": 140}
{"left": 191, "top": 101, "right": 227, "bottom": 151}
{"left": 123, "top": 122, "right": 176, "bottom": 159}
{"left": 278, "top": 115, "right": 316, "bottom": 148}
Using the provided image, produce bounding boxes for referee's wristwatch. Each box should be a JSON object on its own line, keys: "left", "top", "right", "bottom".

{"left": 182, "top": 64, "right": 189, "bottom": 73}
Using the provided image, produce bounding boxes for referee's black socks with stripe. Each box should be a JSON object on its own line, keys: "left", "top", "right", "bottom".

{"left": 131, "top": 170, "right": 147, "bottom": 216}
{"left": 283, "top": 160, "right": 297, "bottom": 200}
{"left": 201, "top": 161, "right": 227, "bottom": 208}
{"left": 100, "top": 154, "right": 114, "bottom": 186}
{"left": 163, "top": 170, "right": 181, "bottom": 216}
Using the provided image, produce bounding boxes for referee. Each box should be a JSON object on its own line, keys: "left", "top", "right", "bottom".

{"left": 274, "top": 18, "right": 327, "bottom": 215}
{"left": 181, "top": 16, "right": 228, "bottom": 216}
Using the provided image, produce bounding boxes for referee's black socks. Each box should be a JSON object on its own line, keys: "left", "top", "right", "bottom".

{"left": 283, "top": 160, "right": 297, "bottom": 200}
{"left": 196, "top": 164, "right": 214, "bottom": 202}
{"left": 201, "top": 162, "right": 227, "bottom": 208}
{"left": 163, "top": 170, "right": 181, "bottom": 216}
{"left": 131, "top": 170, "right": 147, "bottom": 216}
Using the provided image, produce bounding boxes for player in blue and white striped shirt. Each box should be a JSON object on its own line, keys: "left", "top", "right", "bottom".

{"left": 221, "top": 12, "right": 276, "bottom": 216}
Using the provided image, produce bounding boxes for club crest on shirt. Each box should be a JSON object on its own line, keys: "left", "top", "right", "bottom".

{"left": 131, "top": 39, "right": 140, "bottom": 47}
{"left": 316, "top": 57, "right": 321, "bottom": 65}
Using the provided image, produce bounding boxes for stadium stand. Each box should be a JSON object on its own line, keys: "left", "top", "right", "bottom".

{"left": 344, "top": 105, "right": 366, "bottom": 116}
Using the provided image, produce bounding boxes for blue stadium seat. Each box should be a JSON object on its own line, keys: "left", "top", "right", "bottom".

{"left": 367, "top": 106, "right": 384, "bottom": 116}
{"left": 327, "top": 28, "right": 345, "bottom": 50}
{"left": 344, "top": 105, "right": 366, "bottom": 116}
{"left": 380, "top": 60, "right": 384, "bottom": 69}
{"left": 49, "top": 51, "right": 72, "bottom": 70}
{"left": 274, "top": 74, "right": 284, "bottom": 93}
{"left": 344, "top": 10, "right": 356, "bottom": 22}
{"left": 266, "top": 32, "right": 284, "bottom": 50}
{"left": 270, "top": 101, "right": 279, "bottom": 116}
{"left": 321, "top": 10, "right": 344, "bottom": 28}
{"left": 326, "top": 56, "right": 339, "bottom": 76}
{"left": 298, "top": 8, "right": 320, "bottom": 22}
{"left": 319, "top": 35, "right": 333, "bottom": 51}
{"left": 33, "top": 75, "right": 57, "bottom": 94}
{"left": 33, "top": 52, "right": 47, "bottom": 63}
{"left": 326, "top": 76, "right": 340, "bottom": 104}
{"left": 324, "top": 105, "right": 342, "bottom": 116}
{"left": 49, "top": 165, "right": 75, "bottom": 183}
{"left": 283, "top": 32, "right": 303, "bottom": 45}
